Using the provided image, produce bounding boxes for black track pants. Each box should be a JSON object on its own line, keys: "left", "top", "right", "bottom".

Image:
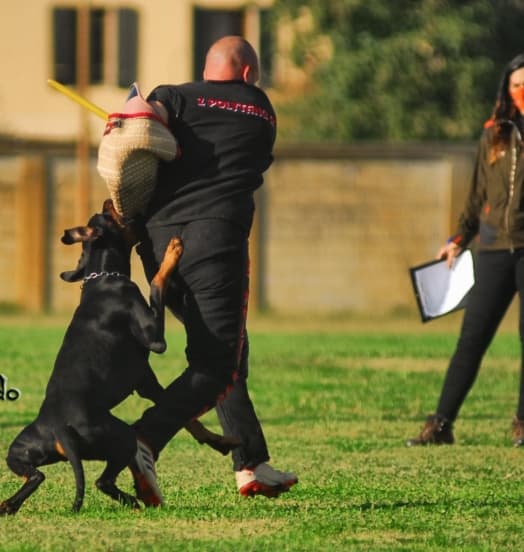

{"left": 436, "top": 249, "right": 524, "bottom": 421}
{"left": 134, "top": 219, "right": 250, "bottom": 455}
{"left": 216, "top": 335, "right": 270, "bottom": 471}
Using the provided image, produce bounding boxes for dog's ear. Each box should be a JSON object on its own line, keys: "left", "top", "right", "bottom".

{"left": 60, "top": 268, "right": 85, "bottom": 282}
{"left": 103, "top": 198, "right": 126, "bottom": 228}
{"left": 61, "top": 226, "right": 102, "bottom": 245}
{"left": 103, "top": 197, "right": 142, "bottom": 247}
{"left": 60, "top": 250, "right": 88, "bottom": 282}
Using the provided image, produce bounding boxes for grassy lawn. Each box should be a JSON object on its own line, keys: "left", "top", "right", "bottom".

{"left": 0, "top": 310, "right": 523, "bottom": 551}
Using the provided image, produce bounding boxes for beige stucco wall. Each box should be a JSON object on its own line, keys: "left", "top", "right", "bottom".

{"left": 0, "top": 158, "right": 19, "bottom": 304}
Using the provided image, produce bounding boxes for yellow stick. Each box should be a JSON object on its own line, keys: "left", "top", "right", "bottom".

{"left": 47, "top": 79, "right": 109, "bottom": 120}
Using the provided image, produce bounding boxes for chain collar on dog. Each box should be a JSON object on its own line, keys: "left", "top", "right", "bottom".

{"left": 82, "top": 271, "right": 129, "bottom": 287}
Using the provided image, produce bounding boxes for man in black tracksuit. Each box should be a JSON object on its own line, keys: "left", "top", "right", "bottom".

{"left": 131, "top": 36, "right": 297, "bottom": 505}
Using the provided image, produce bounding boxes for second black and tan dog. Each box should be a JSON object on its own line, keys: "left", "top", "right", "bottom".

{"left": 0, "top": 199, "right": 238, "bottom": 515}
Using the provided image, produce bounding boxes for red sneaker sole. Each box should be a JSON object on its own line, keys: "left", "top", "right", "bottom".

{"left": 239, "top": 478, "right": 298, "bottom": 498}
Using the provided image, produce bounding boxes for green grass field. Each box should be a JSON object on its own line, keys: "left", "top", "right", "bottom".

{"left": 1, "top": 311, "right": 523, "bottom": 551}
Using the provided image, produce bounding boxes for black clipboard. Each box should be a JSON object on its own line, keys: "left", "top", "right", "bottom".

{"left": 409, "top": 250, "right": 474, "bottom": 323}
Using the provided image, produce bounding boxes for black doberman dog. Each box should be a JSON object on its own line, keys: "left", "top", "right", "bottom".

{"left": 0, "top": 199, "right": 238, "bottom": 515}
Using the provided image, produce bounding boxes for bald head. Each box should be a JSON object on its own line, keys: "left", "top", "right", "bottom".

{"left": 203, "top": 36, "right": 260, "bottom": 84}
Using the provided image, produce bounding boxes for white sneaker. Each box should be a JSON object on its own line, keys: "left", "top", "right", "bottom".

{"left": 236, "top": 463, "right": 298, "bottom": 498}
{"left": 129, "top": 439, "right": 163, "bottom": 507}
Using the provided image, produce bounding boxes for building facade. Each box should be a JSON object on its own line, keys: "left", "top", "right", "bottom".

{"left": 0, "top": 3, "right": 478, "bottom": 317}
{"left": 1, "top": 1, "right": 274, "bottom": 143}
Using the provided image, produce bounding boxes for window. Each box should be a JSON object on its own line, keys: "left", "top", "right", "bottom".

{"left": 259, "top": 9, "right": 274, "bottom": 88}
{"left": 118, "top": 9, "right": 139, "bottom": 88}
{"left": 90, "top": 9, "right": 104, "bottom": 84}
{"left": 193, "top": 9, "right": 243, "bottom": 80}
{"left": 192, "top": 7, "right": 274, "bottom": 86}
{"left": 52, "top": 7, "right": 138, "bottom": 87}
{"left": 53, "top": 8, "right": 77, "bottom": 85}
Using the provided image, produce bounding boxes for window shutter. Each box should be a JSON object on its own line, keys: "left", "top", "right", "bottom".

{"left": 89, "top": 9, "right": 105, "bottom": 84}
{"left": 53, "top": 8, "right": 77, "bottom": 85}
{"left": 117, "top": 8, "right": 138, "bottom": 88}
{"left": 193, "top": 9, "right": 243, "bottom": 80}
{"left": 259, "top": 9, "right": 274, "bottom": 87}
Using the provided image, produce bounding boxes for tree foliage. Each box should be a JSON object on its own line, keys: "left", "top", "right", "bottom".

{"left": 271, "top": 0, "right": 524, "bottom": 142}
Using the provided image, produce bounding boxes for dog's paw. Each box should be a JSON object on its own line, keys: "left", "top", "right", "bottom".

{"left": 153, "top": 238, "right": 183, "bottom": 289}
{"left": 0, "top": 500, "right": 17, "bottom": 516}
{"left": 206, "top": 434, "right": 242, "bottom": 456}
{"left": 120, "top": 492, "right": 141, "bottom": 510}
{"left": 164, "top": 237, "right": 183, "bottom": 265}
{"left": 150, "top": 340, "right": 167, "bottom": 354}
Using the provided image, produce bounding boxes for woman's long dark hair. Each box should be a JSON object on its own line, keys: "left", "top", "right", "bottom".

{"left": 491, "top": 53, "right": 524, "bottom": 120}
{"left": 489, "top": 53, "right": 524, "bottom": 163}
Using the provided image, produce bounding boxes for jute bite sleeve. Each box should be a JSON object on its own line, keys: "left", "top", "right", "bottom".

{"left": 97, "top": 113, "right": 178, "bottom": 219}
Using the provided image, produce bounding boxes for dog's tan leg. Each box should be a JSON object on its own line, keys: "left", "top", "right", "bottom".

{"left": 152, "top": 238, "right": 183, "bottom": 296}
{"left": 0, "top": 471, "right": 45, "bottom": 516}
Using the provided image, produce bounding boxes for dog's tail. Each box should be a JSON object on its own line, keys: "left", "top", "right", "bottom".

{"left": 55, "top": 425, "right": 85, "bottom": 513}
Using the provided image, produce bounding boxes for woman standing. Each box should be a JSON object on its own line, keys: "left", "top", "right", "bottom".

{"left": 407, "top": 53, "right": 524, "bottom": 447}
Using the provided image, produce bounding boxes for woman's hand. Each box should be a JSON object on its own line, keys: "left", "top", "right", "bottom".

{"left": 437, "top": 242, "right": 462, "bottom": 268}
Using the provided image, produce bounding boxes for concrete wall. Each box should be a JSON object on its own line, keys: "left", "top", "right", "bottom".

{"left": 263, "top": 158, "right": 450, "bottom": 312}
{"left": 259, "top": 144, "right": 475, "bottom": 314}
{"left": 0, "top": 141, "right": 475, "bottom": 315}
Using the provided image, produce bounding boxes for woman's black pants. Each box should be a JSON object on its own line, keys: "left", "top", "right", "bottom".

{"left": 436, "top": 248, "right": 524, "bottom": 421}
